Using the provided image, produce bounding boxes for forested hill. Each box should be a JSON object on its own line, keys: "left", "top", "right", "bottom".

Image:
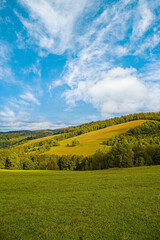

{"left": 0, "top": 129, "right": 64, "bottom": 148}
{"left": 0, "top": 119, "right": 160, "bottom": 170}
{"left": 0, "top": 112, "right": 160, "bottom": 148}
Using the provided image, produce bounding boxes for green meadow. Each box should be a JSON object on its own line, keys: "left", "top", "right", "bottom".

{"left": 0, "top": 166, "right": 160, "bottom": 240}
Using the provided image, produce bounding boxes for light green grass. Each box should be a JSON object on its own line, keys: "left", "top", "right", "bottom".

{"left": 0, "top": 166, "right": 160, "bottom": 240}
{"left": 45, "top": 120, "right": 146, "bottom": 156}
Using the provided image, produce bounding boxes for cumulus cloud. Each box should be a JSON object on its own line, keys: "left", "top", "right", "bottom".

{"left": 13, "top": 0, "right": 160, "bottom": 122}
{"left": 49, "top": 0, "right": 160, "bottom": 116}
{"left": 64, "top": 67, "right": 148, "bottom": 115}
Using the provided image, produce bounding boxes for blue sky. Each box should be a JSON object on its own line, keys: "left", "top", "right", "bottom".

{"left": 0, "top": 0, "right": 160, "bottom": 131}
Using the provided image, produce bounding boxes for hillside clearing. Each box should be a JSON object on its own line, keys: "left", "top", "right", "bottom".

{"left": 17, "top": 134, "right": 60, "bottom": 147}
{"left": 45, "top": 120, "right": 146, "bottom": 156}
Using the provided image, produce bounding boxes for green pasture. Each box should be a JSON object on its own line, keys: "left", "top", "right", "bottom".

{"left": 0, "top": 166, "right": 159, "bottom": 240}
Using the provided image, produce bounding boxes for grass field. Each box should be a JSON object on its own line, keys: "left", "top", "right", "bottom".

{"left": 45, "top": 120, "right": 146, "bottom": 156}
{"left": 0, "top": 166, "right": 159, "bottom": 240}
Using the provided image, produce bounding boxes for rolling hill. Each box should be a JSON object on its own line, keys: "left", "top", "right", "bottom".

{"left": 1, "top": 111, "right": 159, "bottom": 149}
{"left": 44, "top": 120, "right": 146, "bottom": 156}
{"left": 1, "top": 112, "right": 160, "bottom": 171}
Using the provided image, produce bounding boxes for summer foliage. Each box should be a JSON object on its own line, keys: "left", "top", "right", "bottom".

{"left": 1, "top": 111, "right": 159, "bottom": 148}
{"left": 0, "top": 112, "right": 160, "bottom": 170}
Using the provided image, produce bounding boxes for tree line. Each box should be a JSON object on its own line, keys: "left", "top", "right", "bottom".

{"left": 1, "top": 111, "right": 160, "bottom": 148}
{"left": 0, "top": 145, "right": 159, "bottom": 170}
{"left": 0, "top": 119, "right": 160, "bottom": 170}
{"left": 102, "top": 121, "right": 160, "bottom": 146}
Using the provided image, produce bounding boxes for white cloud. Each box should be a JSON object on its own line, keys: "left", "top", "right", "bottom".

{"left": 17, "top": 0, "right": 91, "bottom": 54}
{"left": 131, "top": 0, "right": 154, "bottom": 40}
{"left": 14, "top": 0, "right": 160, "bottom": 118}
{"left": 17, "top": 0, "right": 159, "bottom": 59}
{"left": 22, "top": 60, "right": 41, "bottom": 77}
{"left": 0, "top": 95, "right": 67, "bottom": 131}
{"left": 0, "top": 109, "right": 67, "bottom": 131}
{"left": 20, "top": 92, "right": 40, "bottom": 105}
{"left": 142, "top": 82, "right": 160, "bottom": 112}
{"left": 50, "top": 0, "right": 160, "bottom": 116}
{"left": 134, "top": 32, "right": 160, "bottom": 55}
{"left": 64, "top": 67, "right": 148, "bottom": 115}
{"left": 0, "top": 107, "right": 15, "bottom": 118}
{"left": 20, "top": 121, "right": 67, "bottom": 131}
{"left": 52, "top": 0, "right": 157, "bottom": 89}
{"left": 114, "top": 46, "right": 128, "bottom": 57}
{"left": 0, "top": 42, "right": 15, "bottom": 83}
{"left": 0, "top": 67, "right": 14, "bottom": 82}
{"left": 140, "top": 60, "right": 160, "bottom": 81}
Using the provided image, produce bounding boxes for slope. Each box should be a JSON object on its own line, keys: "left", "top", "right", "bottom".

{"left": 44, "top": 120, "right": 146, "bottom": 156}
{"left": 2, "top": 111, "right": 159, "bottom": 149}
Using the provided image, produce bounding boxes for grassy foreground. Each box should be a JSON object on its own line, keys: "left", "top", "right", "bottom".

{"left": 0, "top": 166, "right": 160, "bottom": 240}
{"left": 45, "top": 120, "right": 146, "bottom": 156}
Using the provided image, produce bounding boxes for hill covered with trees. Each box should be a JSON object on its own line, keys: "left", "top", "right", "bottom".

{"left": 0, "top": 112, "right": 160, "bottom": 170}
{"left": 1, "top": 111, "right": 160, "bottom": 149}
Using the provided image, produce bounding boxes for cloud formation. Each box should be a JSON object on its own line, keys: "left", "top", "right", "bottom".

{"left": 20, "top": 92, "right": 40, "bottom": 105}
{"left": 52, "top": 0, "right": 160, "bottom": 116}
{"left": 1, "top": 0, "right": 160, "bottom": 131}
{"left": 0, "top": 42, "right": 15, "bottom": 83}
{"left": 64, "top": 67, "right": 148, "bottom": 116}
{"left": 0, "top": 108, "right": 66, "bottom": 131}
{"left": 17, "top": 0, "right": 91, "bottom": 54}
{"left": 0, "top": 92, "right": 67, "bottom": 131}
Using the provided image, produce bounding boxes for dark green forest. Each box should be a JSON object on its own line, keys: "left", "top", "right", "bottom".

{"left": 0, "top": 112, "right": 160, "bottom": 170}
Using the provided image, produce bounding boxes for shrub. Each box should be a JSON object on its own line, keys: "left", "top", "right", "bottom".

{"left": 39, "top": 161, "right": 48, "bottom": 170}
{"left": 48, "top": 159, "right": 59, "bottom": 170}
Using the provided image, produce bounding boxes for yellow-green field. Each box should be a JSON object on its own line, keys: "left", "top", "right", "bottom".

{"left": 18, "top": 134, "right": 60, "bottom": 147}
{"left": 44, "top": 120, "right": 146, "bottom": 156}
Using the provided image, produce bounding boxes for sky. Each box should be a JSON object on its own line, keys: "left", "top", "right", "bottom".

{"left": 0, "top": 0, "right": 160, "bottom": 131}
